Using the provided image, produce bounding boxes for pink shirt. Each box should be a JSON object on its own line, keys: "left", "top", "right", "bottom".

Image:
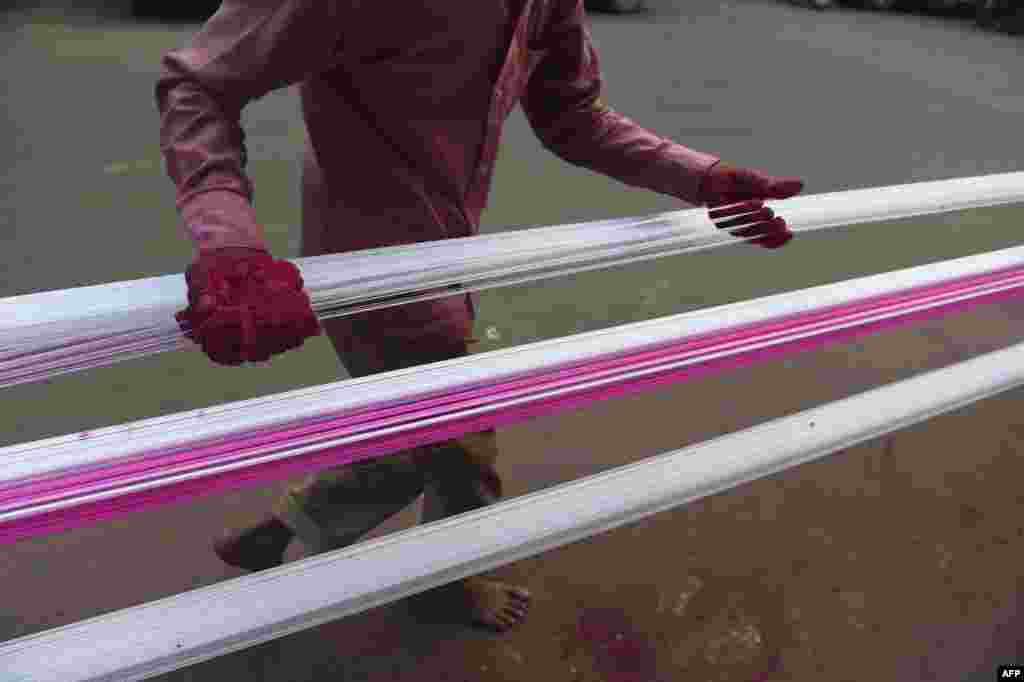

{"left": 157, "top": 0, "right": 720, "bottom": 257}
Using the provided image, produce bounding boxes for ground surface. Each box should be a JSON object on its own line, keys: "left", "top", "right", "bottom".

{"left": 2, "top": 1, "right": 1024, "bottom": 680}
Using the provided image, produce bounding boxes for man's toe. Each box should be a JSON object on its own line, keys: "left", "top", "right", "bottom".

{"left": 510, "top": 587, "right": 532, "bottom": 602}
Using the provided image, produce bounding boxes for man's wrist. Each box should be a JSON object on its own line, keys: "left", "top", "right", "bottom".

{"left": 180, "top": 189, "right": 268, "bottom": 254}
{"left": 698, "top": 159, "right": 732, "bottom": 206}
{"left": 664, "top": 150, "right": 721, "bottom": 205}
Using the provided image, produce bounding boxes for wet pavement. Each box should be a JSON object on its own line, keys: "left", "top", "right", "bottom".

{"left": 2, "top": 1, "right": 1024, "bottom": 680}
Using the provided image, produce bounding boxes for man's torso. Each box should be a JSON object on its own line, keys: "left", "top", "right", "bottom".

{"left": 299, "top": 0, "right": 553, "bottom": 253}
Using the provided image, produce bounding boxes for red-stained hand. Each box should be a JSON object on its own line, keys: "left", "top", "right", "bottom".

{"left": 699, "top": 162, "right": 805, "bottom": 249}
{"left": 176, "top": 247, "right": 322, "bottom": 366}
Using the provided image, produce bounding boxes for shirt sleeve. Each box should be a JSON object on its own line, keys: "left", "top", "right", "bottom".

{"left": 520, "top": 0, "right": 720, "bottom": 206}
{"left": 156, "top": 0, "right": 345, "bottom": 252}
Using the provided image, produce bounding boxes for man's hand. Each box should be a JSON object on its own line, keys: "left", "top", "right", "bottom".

{"left": 699, "top": 162, "right": 804, "bottom": 249}
{"left": 176, "top": 247, "right": 322, "bottom": 366}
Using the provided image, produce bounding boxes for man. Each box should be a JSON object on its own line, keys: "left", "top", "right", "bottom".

{"left": 158, "top": 0, "right": 803, "bottom": 633}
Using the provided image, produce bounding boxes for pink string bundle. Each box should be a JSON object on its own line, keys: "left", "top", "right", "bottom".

{"left": 2, "top": 260, "right": 1022, "bottom": 546}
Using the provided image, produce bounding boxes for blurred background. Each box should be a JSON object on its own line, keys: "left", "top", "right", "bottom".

{"left": 7, "top": 0, "right": 1019, "bottom": 32}
{"left": 1, "top": 1, "right": 1023, "bottom": 680}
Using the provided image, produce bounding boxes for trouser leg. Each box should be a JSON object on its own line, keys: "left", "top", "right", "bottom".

{"left": 289, "top": 152, "right": 499, "bottom": 553}
{"left": 421, "top": 428, "right": 502, "bottom": 523}
{"left": 274, "top": 448, "right": 429, "bottom": 555}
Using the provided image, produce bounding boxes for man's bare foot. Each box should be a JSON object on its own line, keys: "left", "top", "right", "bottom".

{"left": 213, "top": 517, "right": 293, "bottom": 572}
{"left": 463, "top": 577, "right": 531, "bottom": 632}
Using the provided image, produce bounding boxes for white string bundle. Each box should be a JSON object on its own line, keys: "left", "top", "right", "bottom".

{"left": 3, "top": 172, "right": 1023, "bottom": 389}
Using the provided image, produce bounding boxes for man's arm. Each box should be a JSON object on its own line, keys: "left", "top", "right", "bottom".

{"left": 520, "top": 0, "right": 720, "bottom": 206}
{"left": 158, "top": 0, "right": 342, "bottom": 365}
{"left": 156, "top": 0, "right": 345, "bottom": 253}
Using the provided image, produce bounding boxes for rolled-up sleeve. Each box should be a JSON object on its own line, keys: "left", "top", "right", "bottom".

{"left": 521, "top": 0, "right": 719, "bottom": 206}
{"left": 157, "top": 0, "right": 344, "bottom": 252}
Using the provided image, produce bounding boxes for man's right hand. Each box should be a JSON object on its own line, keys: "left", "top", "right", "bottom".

{"left": 699, "top": 162, "right": 804, "bottom": 249}
{"left": 176, "top": 247, "right": 322, "bottom": 366}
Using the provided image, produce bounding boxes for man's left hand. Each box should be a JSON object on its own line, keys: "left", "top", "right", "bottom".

{"left": 699, "top": 162, "right": 804, "bottom": 249}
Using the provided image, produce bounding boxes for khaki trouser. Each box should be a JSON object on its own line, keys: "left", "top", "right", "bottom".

{"left": 273, "top": 326, "right": 501, "bottom": 554}
{"left": 274, "top": 429, "right": 501, "bottom": 554}
{"left": 284, "top": 158, "right": 499, "bottom": 554}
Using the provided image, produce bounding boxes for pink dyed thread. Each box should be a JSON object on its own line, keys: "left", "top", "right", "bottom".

{"left": 2, "top": 264, "right": 1023, "bottom": 544}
